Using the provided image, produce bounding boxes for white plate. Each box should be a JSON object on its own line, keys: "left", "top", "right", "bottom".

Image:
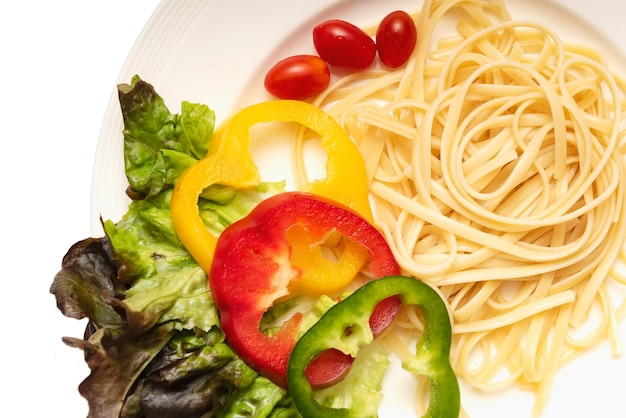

{"left": 91, "top": 1, "right": 626, "bottom": 417}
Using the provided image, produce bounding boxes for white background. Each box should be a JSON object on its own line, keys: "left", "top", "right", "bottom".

{"left": 0, "top": 2, "right": 158, "bottom": 416}
{"left": 0, "top": 1, "right": 624, "bottom": 417}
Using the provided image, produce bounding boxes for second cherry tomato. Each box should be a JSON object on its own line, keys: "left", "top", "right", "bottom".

{"left": 264, "top": 55, "right": 330, "bottom": 100}
{"left": 376, "top": 10, "right": 417, "bottom": 68}
{"left": 313, "top": 19, "right": 377, "bottom": 71}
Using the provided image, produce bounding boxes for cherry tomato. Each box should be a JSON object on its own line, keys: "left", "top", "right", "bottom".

{"left": 376, "top": 10, "right": 417, "bottom": 68}
{"left": 264, "top": 55, "right": 330, "bottom": 100}
{"left": 313, "top": 19, "right": 376, "bottom": 71}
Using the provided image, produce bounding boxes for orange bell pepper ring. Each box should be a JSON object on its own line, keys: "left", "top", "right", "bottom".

{"left": 170, "top": 100, "right": 374, "bottom": 295}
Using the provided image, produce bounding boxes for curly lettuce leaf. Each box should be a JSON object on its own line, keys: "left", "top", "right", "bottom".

{"left": 50, "top": 237, "right": 124, "bottom": 328}
{"left": 198, "top": 181, "right": 286, "bottom": 239}
{"left": 314, "top": 341, "right": 390, "bottom": 416}
{"left": 118, "top": 76, "right": 214, "bottom": 199}
{"left": 64, "top": 323, "right": 176, "bottom": 418}
{"left": 216, "top": 377, "right": 295, "bottom": 418}
{"left": 124, "top": 328, "right": 262, "bottom": 418}
{"left": 102, "top": 184, "right": 284, "bottom": 334}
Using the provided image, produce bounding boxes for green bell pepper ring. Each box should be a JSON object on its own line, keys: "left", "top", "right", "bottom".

{"left": 287, "top": 275, "right": 460, "bottom": 418}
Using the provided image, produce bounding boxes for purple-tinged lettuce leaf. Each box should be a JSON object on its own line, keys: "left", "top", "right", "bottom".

{"left": 50, "top": 237, "right": 123, "bottom": 328}
{"left": 63, "top": 323, "right": 175, "bottom": 418}
{"left": 135, "top": 328, "right": 260, "bottom": 418}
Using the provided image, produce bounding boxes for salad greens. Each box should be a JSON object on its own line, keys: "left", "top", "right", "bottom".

{"left": 51, "top": 77, "right": 390, "bottom": 417}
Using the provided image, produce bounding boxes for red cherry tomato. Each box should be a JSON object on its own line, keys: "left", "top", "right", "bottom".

{"left": 313, "top": 20, "right": 376, "bottom": 71}
{"left": 264, "top": 55, "right": 330, "bottom": 100}
{"left": 376, "top": 10, "right": 417, "bottom": 68}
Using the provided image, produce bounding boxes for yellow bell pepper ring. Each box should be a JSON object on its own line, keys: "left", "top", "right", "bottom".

{"left": 171, "top": 100, "right": 374, "bottom": 293}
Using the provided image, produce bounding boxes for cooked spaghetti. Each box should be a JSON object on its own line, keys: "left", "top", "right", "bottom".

{"left": 292, "top": 0, "right": 626, "bottom": 415}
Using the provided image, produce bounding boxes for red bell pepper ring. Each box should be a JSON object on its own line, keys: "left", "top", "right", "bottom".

{"left": 209, "top": 192, "right": 401, "bottom": 388}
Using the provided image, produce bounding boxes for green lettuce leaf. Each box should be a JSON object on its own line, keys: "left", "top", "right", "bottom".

{"left": 197, "top": 181, "right": 286, "bottom": 240}
{"left": 217, "top": 377, "right": 298, "bottom": 418}
{"left": 118, "top": 76, "right": 214, "bottom": 200}
{"left": 314, "top": 341, "right": 390, "bottom": 416}
{"left": 102, "top": 184, "right": 284, "bottom": 334}
{"left": 102, "top": 189, "right": 218, "bottom": 333}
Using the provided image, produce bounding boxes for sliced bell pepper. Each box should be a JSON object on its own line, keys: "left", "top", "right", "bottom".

{"left": 287, "top": 275, "right": 460, "bottom": 418}
{"left": 209, "top": 192, "right": 401, "bottom": 388}
{"left": 170, "top": 99, "right": 373, "bottom": 288}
